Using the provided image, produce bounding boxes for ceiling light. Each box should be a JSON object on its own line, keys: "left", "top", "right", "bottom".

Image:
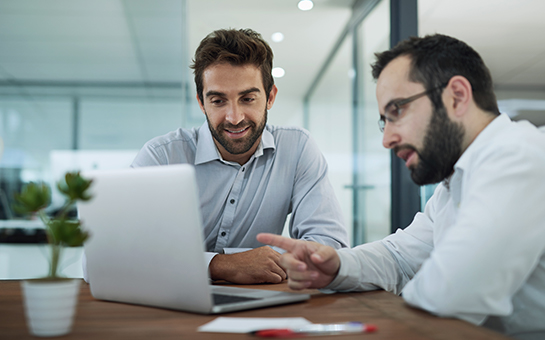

{"left": 298, "top": 0, "right": 313, "bottom": 11}
{"left": 272, "top": 67, "right": 285, "bottom": 78}
{"left": 271, "top": 32, "right": 284, "bottom": 43}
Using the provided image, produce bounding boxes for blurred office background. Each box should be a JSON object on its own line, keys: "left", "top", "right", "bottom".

{"left": 1, "top": 0, "right": 545, "bottom": 279}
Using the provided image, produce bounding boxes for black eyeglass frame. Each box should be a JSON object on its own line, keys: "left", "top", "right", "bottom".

{"left": 377, "top": 83, "right": 447, "bottom": 132}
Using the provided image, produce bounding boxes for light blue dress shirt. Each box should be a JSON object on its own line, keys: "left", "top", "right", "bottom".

{"left": 131, "top": 122, "right": 349, "bottom": 265}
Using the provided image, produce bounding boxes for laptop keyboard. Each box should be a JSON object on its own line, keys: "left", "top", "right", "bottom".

{"left": 212, "top": 293, "right": 261, "bottom": 306}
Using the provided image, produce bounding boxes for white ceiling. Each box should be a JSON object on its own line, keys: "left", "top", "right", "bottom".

{"left": 0, "top": 0, "right": 351, "bottom": 101}
{"left": 419, "top": 0, "right": 545, "bottom": 88}
{"left": 419, "top": 0, "right": 545, "bottom": 126}
{"left": 1, "top": 0, "right": 545, "bottom": 124}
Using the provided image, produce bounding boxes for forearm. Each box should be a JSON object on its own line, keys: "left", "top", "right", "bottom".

{"left": 208, "top": 253, "right": 233, "bottom": 281}
{"left": 207, "top": 247, "right": 286, "bottom": 284}
{"left": 325, "top": 241, "right": 407, "bottom": 294}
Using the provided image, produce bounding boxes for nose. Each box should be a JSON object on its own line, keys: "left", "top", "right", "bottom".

{"left": 225, "top": 102, "right": 244, "bottom": 126}
{"left": 382, "top": 124, "right": 400, "bottom": 149}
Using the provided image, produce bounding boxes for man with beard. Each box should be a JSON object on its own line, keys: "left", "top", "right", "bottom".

{"left": 129, "top": 28, "right": 348, "bottom": 284}
{"left": 257, "top": 34, "right": 545, "bottom": 339}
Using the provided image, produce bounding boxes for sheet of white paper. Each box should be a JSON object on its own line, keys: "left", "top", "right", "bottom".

{"left": 198, "top": 317, "right": 312, "bottom": 333}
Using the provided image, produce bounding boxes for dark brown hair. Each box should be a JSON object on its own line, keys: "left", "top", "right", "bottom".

{"left": 190, "top": 28, "right": 274, "bottom": 103}
{"left": 372, "top": 34, "right": 500, "bottom": 116}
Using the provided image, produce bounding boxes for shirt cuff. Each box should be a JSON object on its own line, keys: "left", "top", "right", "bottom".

{"left": 205, "top": 252, "right": 219, "bottom": 268}
{"left": 223, "top": 248, "right": 252, "bottom": 254}
{"left": 222, "top": 246, "right": 284, "bottom": 254}
{"left": 322, "top": 242, "right": 395, "bottom": 293}
{"left": 322, "top": 248, "right": 363, "bottom": 291}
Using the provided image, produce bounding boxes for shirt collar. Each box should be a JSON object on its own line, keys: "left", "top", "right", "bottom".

{"left": 261, "top": 126, "right": 276, "bottom": 153}
{"left": 454, "top": 113, "right": 511, "bottom": 172}
{"left": 444, "top": 113, "right": 510, "bottom": 199}
{"left": 195, "top": 122, "right": 221, "bottom": 165}
{"left": 194, "top": 122, "right": 276, "bottom": 165}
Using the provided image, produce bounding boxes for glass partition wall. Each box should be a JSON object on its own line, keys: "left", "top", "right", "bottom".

{"left": 356, "top": 0, "right": 391, "bottom": 243}
{"left": 306, "top": 0, "right": 391, "bottom": 246}
{"left": 0, "top": 84, "right": 203, "bottom": 218}
{"left": 307, "top": 37, "right": 353, "bottom": 243}
{"left": 0, "top": 0, "right": 198, "bottom": 219}
{"left": 0, "top": 0, "right": 196, "bottom": 278}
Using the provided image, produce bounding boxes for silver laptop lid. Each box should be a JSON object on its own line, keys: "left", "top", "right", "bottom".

{"left": 79, "top": 164, "right": 215, "bottom": 313}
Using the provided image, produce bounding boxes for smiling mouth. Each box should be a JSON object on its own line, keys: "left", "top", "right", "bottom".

{"left": 226, "top": 127, "right": 249, "bottom": 134}
{"left": 224, "top": 126, "right": 250, "bottom": 139}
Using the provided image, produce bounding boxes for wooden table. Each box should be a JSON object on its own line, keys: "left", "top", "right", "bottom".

{"left": 0, "top": 280, "right": 511, "bottom": 339}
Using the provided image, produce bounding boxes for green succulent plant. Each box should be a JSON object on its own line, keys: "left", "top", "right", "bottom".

{"left": 13, "top": 172, "right": 93, "bottom": 278}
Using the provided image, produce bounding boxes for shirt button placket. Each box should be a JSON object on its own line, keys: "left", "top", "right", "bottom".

{"left": 216, "top": 166, "right": 245, "bottom": 251}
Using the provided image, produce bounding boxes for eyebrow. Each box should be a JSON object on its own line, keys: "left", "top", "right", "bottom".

{"left": 379, "top": 100, "right": 395, "bottom": 116}
{"left": 381, "top": 97, "right": 405, "bottom": 114}
{"left": 205, "top": 87, "right": 261, "bottom": 98}
{"left": 205, "top": 90, "right": 225, "bottom": 98}
{"left": 239, "top": 87, "right": 261, "bottom": 96}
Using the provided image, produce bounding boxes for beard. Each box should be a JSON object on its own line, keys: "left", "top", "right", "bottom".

{"left": 395, "top": 105, "right": 465, "bottom": 186}
{"left": 206, "top": 109, "right": 267, "bottom": 156}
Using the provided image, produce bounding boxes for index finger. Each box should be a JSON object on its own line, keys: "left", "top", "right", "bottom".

{"left": 257, "top": 233, "right": 298, "bottom": 252}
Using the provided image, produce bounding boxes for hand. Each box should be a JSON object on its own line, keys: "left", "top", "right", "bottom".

{"left": 256, "top": 233, "right": 340, "bottom": 290}
{"left": 209, "top": 246, "right": 287, "bottom": 284}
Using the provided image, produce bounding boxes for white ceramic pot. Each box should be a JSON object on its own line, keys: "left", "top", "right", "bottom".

{"left": 21, "top": 279, "right": 81, "bottom": 337}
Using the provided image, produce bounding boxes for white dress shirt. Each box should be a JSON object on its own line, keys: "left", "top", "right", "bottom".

{"left": 327, "top": 114, "right": 545, "bottom": 339}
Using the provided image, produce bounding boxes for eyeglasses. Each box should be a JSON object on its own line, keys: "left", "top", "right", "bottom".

{"left": 378, "top": 83, "right": 447, "bottom": 132}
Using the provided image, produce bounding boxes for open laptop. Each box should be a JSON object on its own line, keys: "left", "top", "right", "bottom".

{"left": 78, "top": 164, "right": 310, "bottom": 314}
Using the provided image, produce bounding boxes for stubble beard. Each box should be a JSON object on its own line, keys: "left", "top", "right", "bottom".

{"left": 206, "top": 109, "right": 268, "bottom": 156}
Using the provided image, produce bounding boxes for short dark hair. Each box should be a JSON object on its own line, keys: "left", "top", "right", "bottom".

{"left": 190, "top": 28, "right": 274, "bottom": 104}
{"left": 372, "top": 34, "right": 500, "bottom": 116}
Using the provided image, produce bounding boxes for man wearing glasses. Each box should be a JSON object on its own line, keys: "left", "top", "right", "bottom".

{"left": 258, "top": 34, "right": 545, "bottom": 339}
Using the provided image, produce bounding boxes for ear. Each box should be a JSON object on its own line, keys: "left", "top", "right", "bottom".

{"left": 444, "top": 76, "right": 472, "bottom": 118}
{"left": 266, "top": 85, "right": 278, "bottom": 110}
{"left": 196, "top": 93, "right": 206, "bottom": 115}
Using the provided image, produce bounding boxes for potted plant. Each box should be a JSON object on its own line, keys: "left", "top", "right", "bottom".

{"left": 13, "top": 172, "right": 93, "bottom": 337}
